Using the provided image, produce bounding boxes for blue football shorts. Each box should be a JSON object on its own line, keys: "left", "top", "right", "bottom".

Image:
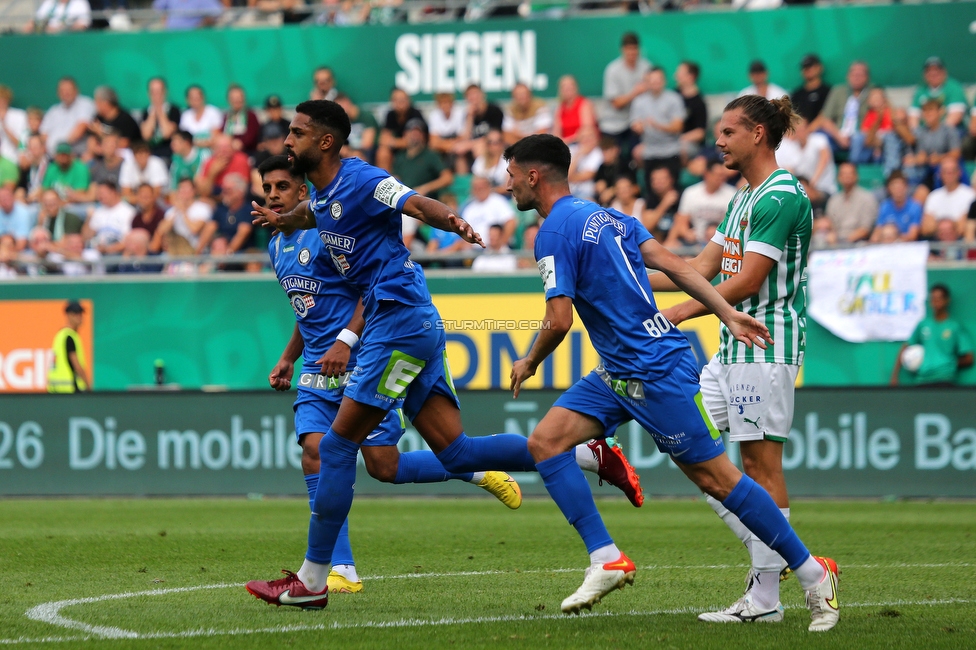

{"left": 293, "top": 376, "right": 404, "bottom": 447}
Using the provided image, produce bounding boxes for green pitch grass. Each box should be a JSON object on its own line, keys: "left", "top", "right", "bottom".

{"left": 1, "top": 497, "right": 974, "bottom": 649}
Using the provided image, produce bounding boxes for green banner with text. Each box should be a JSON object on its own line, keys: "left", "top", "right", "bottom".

{"left": 1, "top": 4, "right": 973, "bottom": 109}
{"left": 0, "top": 388, "right": 972, "bottom": 497}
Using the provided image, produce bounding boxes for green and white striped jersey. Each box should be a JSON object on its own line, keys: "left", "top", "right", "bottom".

{"left": 713, "top": 169, "right": 812, "bottom": 365}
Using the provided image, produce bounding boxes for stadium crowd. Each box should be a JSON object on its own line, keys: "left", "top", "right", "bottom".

{"left": 1, "top": 33, "right": 975, "bottom": 278}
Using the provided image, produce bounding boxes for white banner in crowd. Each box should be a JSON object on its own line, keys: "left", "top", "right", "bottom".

{"left": 808, "top": 242, "right": 929, "bottom": 343}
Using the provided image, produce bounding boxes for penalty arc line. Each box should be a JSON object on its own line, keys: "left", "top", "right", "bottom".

{"left": 13, "top": 561, "right": 975, "bottom": 644}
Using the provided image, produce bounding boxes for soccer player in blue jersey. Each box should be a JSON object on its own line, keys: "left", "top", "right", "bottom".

{"left": 247, "top": 156, "right": 522, "bottom": 601}
{"left": 246, "top": 101, "right": 641, "bottom": 610}
{"left": 505, "top": 134, "right": 839, "bottom": 631}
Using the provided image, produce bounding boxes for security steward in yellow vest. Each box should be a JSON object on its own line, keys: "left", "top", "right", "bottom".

{"left": 48, "top": 300, "right": 91, "bottom": 393}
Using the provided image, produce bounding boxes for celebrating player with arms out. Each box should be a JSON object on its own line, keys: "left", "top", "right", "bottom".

{"left": 250, "top": 155, "right": 522, "bottom": 601}
{"left": 506, "top": 134, "right": 838, "bottom": 631}
{"left": 649, "top": 96, "right": 815, "bottom": 624}
{"left": 246, "top": 101, "right": 642, "bottom": 610}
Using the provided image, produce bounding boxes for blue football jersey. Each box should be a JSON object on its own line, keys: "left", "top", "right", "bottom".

{"left": 308, "top": 157, "right": 431, "bottom": 318}
{"left": 534, "top": 196, "right": 689, "bottom": 381}
{"left": 269, "top": 227, "right": 361, "bottom": 374}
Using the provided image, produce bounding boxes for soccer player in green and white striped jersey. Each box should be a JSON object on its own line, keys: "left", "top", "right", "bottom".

{"left": 650, "top": 95, "right": 817, "bottom": 624}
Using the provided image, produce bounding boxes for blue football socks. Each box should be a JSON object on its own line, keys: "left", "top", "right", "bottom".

{"left": 306, "top": 430, "right": 360, "bottom": 564}
{"left": 394, "top": 450, "right": 473, "bottom": 483}
{"left": 537, "top": 451, "right": 614, "bottom": 553}
{"left": 434, "top": 433, "right": 536, "bottom": 474}
{"left": 721, "top": 474, "right": 811, "bottom": 569}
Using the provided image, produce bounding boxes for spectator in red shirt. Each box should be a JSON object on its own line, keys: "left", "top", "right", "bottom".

{"left": 552, "top": 75, "right": 596, "bottom": 145}
{"left": 851, "top": 88, "right": 894, "bottom": 166}
{"left": 221, "top": 84, "right": 260, "bottom": 155}
{"left": 196, "top": 133, "right": 250, "bottom": 198}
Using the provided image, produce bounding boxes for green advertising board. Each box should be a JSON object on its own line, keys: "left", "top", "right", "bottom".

{"left": 0, "top": 388, "right": 972, "bottom": 497}
{"left": 0, "top": 4, "right": 973, "bottom": 109}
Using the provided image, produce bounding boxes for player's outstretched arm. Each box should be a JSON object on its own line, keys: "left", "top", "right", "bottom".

{"left": 317, "top": 299, "right": 365, "bottom": 378}
{"left": 647, "top": 241, "right": 722, "bottom": 292}
{"left": 510, "top": 296, "right": 573, "bottom": 398}
{"left": 401, "top": 194, "right": 485, "bottom": 248}
{"left": 270, "top": 323, "right": 304, "bottom": 391}
{"left": 640, "top": 239, "right": 771, "bottom": 349}
{"left": 251, "top": 200, "right": 315, "bottom": 233}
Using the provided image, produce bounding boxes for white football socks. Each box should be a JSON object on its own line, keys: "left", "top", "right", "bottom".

{"left": 589, "top": 543, "right": 621, "bottom": 565}
{"left": 794, "top": 555, "right": 827, "bottom": 591}
{"left": 575, "top": 444, "right": 599, "bottom": 473}
{"left": 705, "top": 494, "right": 752, "bottom": 550}
{"left": 297, "top": 558, "right": 330, "bottom": 592}
{"left": 332, "top": 563, "right": 360, "bottom": 583}
{"left": 749, "top": 507, "right": 790, "bottom": 610}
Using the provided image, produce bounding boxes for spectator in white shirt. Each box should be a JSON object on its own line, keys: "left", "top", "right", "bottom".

{"left": 470, "top": 130, "right": 509, "bottom": 192}
{"left": 776, "top": 117, "right": 836, "bottom": 209}
{"left": 179, "top": 85, "right": 223, "bottom": 149}
{"left": 119, "top": 141, "right": 169, "bottom": 202}
{"left": 738, "top": 60, "right": 789, "bottom": 101}
{"left": 665, "top": 160, "right": 737, "bottom": 248}
{"left": 40, "top": 77, "right": 95, "bottom": 156}
{"left": 82, "top": 181, "right": 135, "bottom": 255}
{"left": 568, "top": 126, "right": 604, "bottom": 202}
{"left": 0, "top": 86, "right": 28, "bottom": 165}
{"left": 460, "top": 175, "right": 516, "bottom": 248}
{"left": 503, "top": 83, "right": 552, "bottom": 145}
{"left": 428, "top": 93, "right": 466, "bottom": 163}
{"left": 921, "top": 158, "right": 975, "bottom": 239}
{"left": 24, "top": 0, "right": 90, "bottom": 33}
{"left": 471, "top": 224, "right": 518, "bottom": 273}
{"left": 609, "top": 174, "right": 645, "bottom": 220}
{"left": 153, "top": 177, "right": 213, "bottom": 254}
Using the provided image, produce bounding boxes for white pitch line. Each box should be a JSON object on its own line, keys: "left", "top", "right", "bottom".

{"left": 14, "top": 562, "right": 975, "bottom": 644}
{"left": 6, "top": 598, "right": 974, "bottom": 645}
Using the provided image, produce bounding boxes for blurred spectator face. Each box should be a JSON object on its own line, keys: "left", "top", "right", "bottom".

{"left": 435, "top": 93, "right": 454, "bottom": 115}
{"left": 57, "top": 79, "right": 78, "bottom": 106}
{"left": 704, "top": 162, "right": 727, "bottom": 192}
{"left": 935, "top": 219, "right": 959, "bottom": 242}
{"left": 175, "top": 179, "right": 196, "bottom": 205}
{"left": 0, "top": 234, "right": 15, "bottom": 263}
{"left": 558, "top": 76, "right": 579, "bottom": 103}
{"left": 930, "top": 286, "right": 949, "bottom": 313}
{"left": 748, "top": 69, "right": 768, "bottom": 88}
{"left": 264, "top": 135, "right": 286, "bottom": 156}
{"left": 614, "top": 176, "right": 637, "bottom": 201}
{"left": 404, "top": 125, "right": 426, "bottom": 150}
{"left": 101, "top": 134, "right": 119, "bottom": 159}
{"left": 940, "top": 159, "right": 961, "bottom": 188}
{"left": 577, "top": 126, "right": 598, "bottom": 150}
{"left": 923, "top": 63, "right": 947, "bottom": 89}
{"left": 136, "top": 184, "right": 155, "bottom": 212}
{"left": 793, "top": 118, "right": 811, "bottom": 143}
{"left": 221, "top": 174, "right": 247, "bottom": 207}
{"left": 335, "top": 95, "right": 354, "bottom": 116}
{"left": 27, "top": 135, "right": 45, "bottom": 162}
{"left": 674, "top": 63, "right": 693, "bottom": 89}
{"left": 465, "top": 86, "right": 486, "bottom": 112}
{"left": 599, "top": 137, "right": 619, "bottom": 163}
{"left": 124, "top": 229, "right": 151, "bottom": 256}
{"left": 314, "top": 69, "right": 334, "bottom": 96}
{"left": 522, "top": 224, "right": 539, "bottom": 250}
{"left": 133, "top": 147, "right": 151, "bottom": 169}
{"left": 266, "top": 103, "right": 283, "bottom": 122}
{"left": 54, "top": 151, "right": 73, "bottom": 171}
{"left": 62, "top": 233, "right": 84, "bottom": 257}
{"left": 511, "top": 84, "right": 531, "bottom": 110}
{"left": 0, "top": 88, "right": 11, "bottom": 112}
{"left": 487, "top": 225, "right": 504, "bottom": 250}
{"left": 837, "top": 163, "right": 858, "bottom": 192}
{"left": 40, "top": 190, "right": 62, "bottom": 216}
{"left": 212, "top": 134, "right": 234, "bottom": 159}
{"left": 390, "top": 89, "right": 410, "bottom": 115}
{"left": 847, "top": 63, "right": 869, "bottom": 92}
{"left": 170, "top": 133, "right": 191, "bottom": 157}
{"left": 647, "top": 69, "right": 665, "bottom": 95}
{"left": 801, "top": 61, "right": 823, "bottom": 83}
{"left": 148, "top": 78, "right": 167, "bottom": 105}
{"left": 867, "top": 88, "right": 887, "bottom": 111}
{"left": 622, "top": 42, "right": 639, "bottom": 67}
{"left": 186, "top": 87, "right": 205, "bottom": 111}
{"left": 888, "top": 176, "right": 908, "bottom": 203}
{"left": 921, "top": 101, "right": 943, "bottom": 129}
{"left": 83, "top": 134, "right": 101, "bottom": 159}
{"left": 650, "top": 167, "right": 673, "bottom": 195}
{"left": 879, "top": 223, "right": 899, "bottom": 243}
{"left": 97, "top": 183, "right": 121, "bottom": 207}
{"left": 486, "top": 131, "right": 505, "bottom": 155}
{"left": 27, "top": 109, "right": 43, "bottom": 133}
{"left": 29, "top": 228, "right": 51, "bottom": 255}
{"left": 471, "top": 175, "right": 492, "bottom": 201}
{"left": 227, "top": 87, "right": 246, "bottom": 112}
{"left": 0, "top": 187, "right": 14, "bottom": 212}
{"left": 210, "top": 237, "right": 228, "bottom": 256}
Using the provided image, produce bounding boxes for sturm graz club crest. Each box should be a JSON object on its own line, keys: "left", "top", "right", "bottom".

{"left": 329, "top": 201, "right": 343, "bottom": 220}
{"left": 298, "top": 248, "right": 311, "bottom": 265}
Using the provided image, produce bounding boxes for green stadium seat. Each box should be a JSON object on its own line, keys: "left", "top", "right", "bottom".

{"left": 857, "top": 164, "right": 886, "bottom": 191}
{"left": 450, "top": 174, "right": 472, "bottom": 205}
{"left": 679, "top": 169, "right": 702, "bottom": 190}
